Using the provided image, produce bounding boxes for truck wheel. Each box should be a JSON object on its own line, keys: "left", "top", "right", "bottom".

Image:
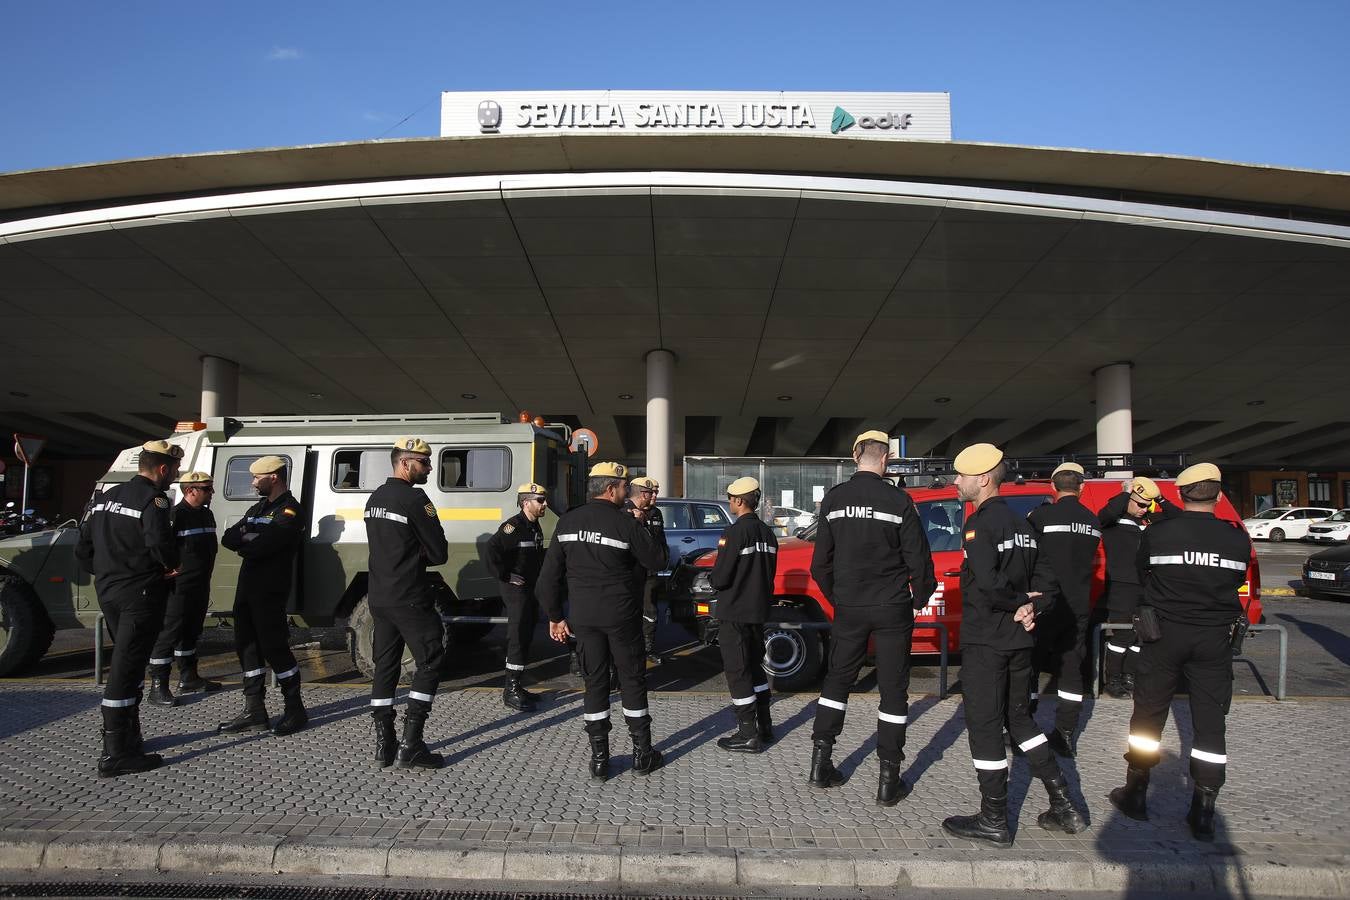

{"left": 0, "top": 577, "right": 55, "bottom": 676}
{"left": 762, "top": 608, "right": 823, "bottom": 692}
{"left": 1269, "top": 528, "right": 1285, "bottom": 542}
{"left": 348, "top": 597, "right": 416, "bottom": 684}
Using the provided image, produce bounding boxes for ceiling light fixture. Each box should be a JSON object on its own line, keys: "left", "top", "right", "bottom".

{"left": 934, "top": 396, "right": 951, "bottom": 404}
{"left": 618, "top": 393, "right": 634, "bottom": 400}
{"left": 777, "top": 395, "right": 792, "bottom": 401}
{"left": 461, "top": 393, "right": 477, "bottom": 400}
{"left": 309, "top": 392, "right": 324, "bottom": 400}
{"left": 1247, "top": 399, "right": 1265, "bottom": 407}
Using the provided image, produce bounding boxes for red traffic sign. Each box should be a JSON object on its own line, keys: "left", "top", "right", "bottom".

{"left": 13, "top": 434, "right": 45, "bottom": 466}
{"left": 570, "top": 428, "right": 599, "bottom": 458}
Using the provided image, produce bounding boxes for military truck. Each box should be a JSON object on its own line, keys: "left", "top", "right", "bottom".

{"left": 0, "top": 412, "right": 586, "bottom": 678}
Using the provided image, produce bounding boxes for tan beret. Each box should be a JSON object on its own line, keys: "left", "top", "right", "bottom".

{"left": 248, "top": 455, "right": 287, "bottom": 475}
{"left": 727, "top": 476, "right": 760, "bottom": 496}
{"left": 953, "top": 443, "right": 1004, "bottom": 476}
{"left": 179, "top": 471, "right": 213, "bottom": 485}
{"left": 517, "top": 482, "right": 546, "bottom": 496}
{"left": 141, "top": 440, "right": 184, "bottom": 459}
{"left": 1130, "top": 476, "right": 1161, "bottom": 501}
{"left": 393, "top": 436, "right": 431, "bottom": 455}
{"left": 589, "top": 461, "right": 628, "bottom": 478}
{"left": 853, "top": 430, "right": 890, "bottom": 452}
{"left": 1176, "top": 462, "right": 1221, "bottom": 487}
{"left": 630, "top": 476, "right": 659, "bottom": 491}
{"left": 1051, "top": 461, "right": 1085, "bottom": 478}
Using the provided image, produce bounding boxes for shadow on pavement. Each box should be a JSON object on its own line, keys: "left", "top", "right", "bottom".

{"left": 1276, "top": 613, "right": 1350, "bottom": 667}
{"left": 0, "top": 688, "right": 92, "bottom": 739}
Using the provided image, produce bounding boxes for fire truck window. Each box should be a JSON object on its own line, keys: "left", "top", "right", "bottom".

{"left": 918, "top": 500, "right": 964, "bottom": 552}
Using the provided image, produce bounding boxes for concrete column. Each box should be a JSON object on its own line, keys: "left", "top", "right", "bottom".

{"left": 200, "top": 355, "right": 240, "bottom": 420}
{"left": 645, "top": 349, "right": 675, "bottom": 494}
{"left": 1094, "top": 362, "right": 1133, "bottom": 477}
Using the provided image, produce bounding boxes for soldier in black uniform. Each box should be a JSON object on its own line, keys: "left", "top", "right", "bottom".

{"left": 485, "top": 482, "right": 549, "bottom": 712}
{"left": 1109, "top": 462, "right": 1250, "bottom": 841}
{"left": 1096, "top": 476, "right": 1162, "bottom": 697}
{"left": 146, "top": 471, "right": 222, "bottom": 707}
{"left": 942, "top": 443, "right": 1087, "bottom": 845}
{"left": 1027, "top": 462, "right": 1102, "bottom": 757}
{"left": 217, "top": 455, "right": 308, "bottom": 736}
{"left": 625, "top": 476, "right": 667, "bottom": 665}
{"left": 539, "top": 462, "right": 668, "bottom": 780}
{"left": 807, "top": 431, "right": 936, "bottom": 806}
{"left": 365, "top": 438, "right": 450, "bottom": 769}
{"left": 708, "top": 476, "right": 778, "bottom": 754}
{"left": 76, "top": 439, "right": 182, "bottom": 777}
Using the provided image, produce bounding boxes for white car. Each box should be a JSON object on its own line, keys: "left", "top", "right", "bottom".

{"left": 1306, "top": 509, "right": 1350, "bottom": 544}
{"left": 1243, "top": 507, "right": 1336, "bottom": 542}
{"left": 772, "top": 505, "right": 816, "bottom": 534}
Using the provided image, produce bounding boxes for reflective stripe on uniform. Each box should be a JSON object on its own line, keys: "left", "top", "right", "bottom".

{"left": 1117, "top": 518, "right": 1143, "bottom": 529}
{"left": 753, "top": 683, "right": 770, "bottom": 693}
{"left": 276, "top": 666, "right": 300, "bottom": 680}
{"left": 243, "top": 667, "right": 268, "bottom": 678}
{"left": 517, "top": 541, "right": 539, "bottom": 548}
{"left": 365, "top": 510, "right": 409, "bottom": 524}
{"left": 101, "top": 697, "right": 138, "bottom": 708}
{"left": 1128, "top": 734, "right": 1161, "bottom": 753}
{"left": 1040, "top": 524, "right": 1102, "bottom": 538}
{"left": 1191, "top": 747, "right": 1227, "bottom": 764}
{"left": 92, "top": 503, "right": 143, "bottom": 521}
{"left": 1058, "top": 689, "right": 1083, "bottom": 703}
{"left": 621, "top": 706, "right": 648, "bottom": 718}
{"left": 555, "top": 533, "right": 630, "bottom": 550}
{"left": 972, "top": 757, "right": 1008, "bottom": 771}
{"left": 1019, "top": 733, "right": 1048, "bottom": 752}
{"left": 731, "top": 695, "right": 757, "bottom": 706}
{"left": 504, "top": 661, "right": 525, "bottom": 671}
{"left": 1148, "top": 554, "right": 1246, "bottom": 571}
{"left": 177, "top": 527, "right": 213, "bottom": 537}
{"left": 409, "top": 690, "right": 434, "bottom": 703}
{"left": 583, "top": 710, "right": 610, "bottom": 721}
{"left": 149, "top": 657, "right": 174, "bottom": 666}
{"left": 370, "top": 697, "right": 394, "bottom": 706}
{"left": 739, "top": 542, "right": 778, "bottom": 556}
{"left": 1106, "top": 643, "right": 1127, "bottom": 653}
{"left": 825, "top": 509, "right": 903, "bottom": 525}
{"left": 997, "top": 537, "right": 1037, "bottom": 552}
{"left": 817, "top": 697, "right": 847, "bottom": 711}
{"left": 245, "top": 516, "right": 273, "bottom": 525}
{"left": 877, "top": 711, "right": 908, "bottom": 724}
{"left": 174, "top": 649, "right": 195, "bottom": 657}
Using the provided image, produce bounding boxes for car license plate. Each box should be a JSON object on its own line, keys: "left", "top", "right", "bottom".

{"left": 1308, "top": 570, "right": 1336, "bottom": 581}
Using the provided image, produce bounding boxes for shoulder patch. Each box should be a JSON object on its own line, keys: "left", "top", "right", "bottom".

{"left": 154, "top": 497, "right": 169, "bottom": 509}
{"left": 503, "top": 523, "right": 515, "bottom": 534}
{"left": 282, "top": 507, "right": 297, "bottom": 516}
{"left": 424, "top": 502, "right": 436, "bottom": 518}
{"left": 964, "top": 530, "right": 976, "bottom": 541}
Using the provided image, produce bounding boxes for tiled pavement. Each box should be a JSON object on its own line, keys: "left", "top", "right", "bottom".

{"left": 1, "top": 682, "right": 1347, "bottom": 894}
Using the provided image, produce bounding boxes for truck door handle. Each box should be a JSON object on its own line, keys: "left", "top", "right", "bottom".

{"left": 944, "top": 570, "right": 961, "bottom": 577}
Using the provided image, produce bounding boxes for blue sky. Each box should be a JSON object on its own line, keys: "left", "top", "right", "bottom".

{"left": 2, "top": 0, "right": 1346, "bottom": 173}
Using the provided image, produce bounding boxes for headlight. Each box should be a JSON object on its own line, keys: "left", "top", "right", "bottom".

{"left": 691, "top": 572, "right": 713, "bottom": 594}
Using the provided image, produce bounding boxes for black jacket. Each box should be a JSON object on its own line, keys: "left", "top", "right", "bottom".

{"left": 172, "top": 501, "right": 218, "bottom": 590}
{"left": 538, "top": 498, "right": 667, "bottom": 627}
{"left": 364, "top": 478, "right": 449, "bottom": 607}
{"left": 221, "top": 490, "right": 304, "bottom": 598}
{"left": 623, "top": 500, "right": 669, "bottom": 583}
{"left": 1099, "top": 492, "right": 1183, "bottom": 586}
{"left": 708, "top": 512, "right": 778, "bottom": 623}
{"left": 810, "top": 471, "right": 935, "bottom": 612}
{"left": 1027, "top": 495, "right": 1101, "bottom": 614}
{"left": 484, "top": 510, "right": 546, "bottom": 590}
{"left": 1138, "top": 510, "right": 1250, "bottom": 627}
{"left": 959, "top": 496, "right": 1059, "bottom": 650}
{"left": 75, "top": 474, "right": 178, "bottom": 596}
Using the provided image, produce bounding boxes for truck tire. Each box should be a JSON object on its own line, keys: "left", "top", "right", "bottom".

{"left": 348, "top": 597, "right": 417, "bottom": 684}
{"left": 762, "top": 607, "right": 824, "bottom": 692}
{"left": 0, "top": 577, "right": 55, "bottom": 676}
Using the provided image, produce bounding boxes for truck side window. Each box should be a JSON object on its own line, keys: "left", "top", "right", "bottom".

{"left": 438, "top": 447, "right": 511, "bottom": 492}
{"left": 918, "top": 499, "right": 964, "bottom": 552}
{"left": 224, "top": 455, "right": 291, "bottom": 501}
{"left": 331, "top": 448, "right": 392, "bottom": 491}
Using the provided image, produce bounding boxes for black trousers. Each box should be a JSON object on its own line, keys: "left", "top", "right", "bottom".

{"left": 811, "top": 605, "right": 913, "bottom": 763}
{"left": 232, "top": 589, "right": 298, "bottom": 697}
{"left": 502, "top": 583, "right": 538, "bottom": 673}
{"left": 1125, "top": 622, "right": 1233, "bottom": 790}
{"left": 370, "top": 601, "right": 445, "bottom": 718}
{"left": 574, "top": 619, "right": 649, "bottom": 737}
{"left": 962, "top": 644, "right": 1063, "bottom": 796}
{"left": 719, "top": 620, "right": 768, "bottom": 706}
{"left": 99, "top": 582, "right": 169, "bottom": 706}
{"left": 1034, "top": 603, "right": 1089, "bottom": 733}
{"left": 149, "top": 582, "right": 210, "bottom": 673}
{"left": 1102, "top": 582, "right": 1144, "bottom": 681}
{"left": 641, "top": 577, "right": 659, "bottom": 650}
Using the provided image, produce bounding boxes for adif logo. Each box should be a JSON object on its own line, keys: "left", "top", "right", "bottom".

{"left": 831, "top": 105, "right": 912, "bottom": 135}
{"left": 478, "top": 100, "right": 502, "bottom": 133}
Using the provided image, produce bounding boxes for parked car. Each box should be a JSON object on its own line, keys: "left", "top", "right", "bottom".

{"left": 1243, "top": 507, "right": 1336, "bottom": 542}
{"left": 771, "top": 505, "right": 816, "bottom": 535}
{"left": 1303, "top": 543, "right": 1350, "bottom": 600}
{"left": 1305, "top": 509, "right": 1350, "bottom": 544}
{"left": 668, "top": 477, "right": 1263, "bottom": 691}
{"left": 653, "top": 498, "right": 734, "bottom": 577}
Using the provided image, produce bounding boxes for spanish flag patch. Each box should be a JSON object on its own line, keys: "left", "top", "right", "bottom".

{"left": 964, "top": 530, "right": 976, "bottom": 541}
{"left": 282, "top": 508, "right": 297, "bottom": 517}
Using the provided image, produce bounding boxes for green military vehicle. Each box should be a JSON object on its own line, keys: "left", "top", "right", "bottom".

{"left": 0, "top": 412, "right": 586, "bottom": 678}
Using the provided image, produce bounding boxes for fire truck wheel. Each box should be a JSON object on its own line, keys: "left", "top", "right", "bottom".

{"left": 762, "top": 607, "right": 823, "bottom": 692}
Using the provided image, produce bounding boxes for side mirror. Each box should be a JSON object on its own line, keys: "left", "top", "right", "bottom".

{"left": 793, "top": 527, "right": 806, "bottom": 538}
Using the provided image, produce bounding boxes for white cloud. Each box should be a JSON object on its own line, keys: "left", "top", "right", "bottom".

{"left": 267, "top": 46, "right": 302, "bottom": 61}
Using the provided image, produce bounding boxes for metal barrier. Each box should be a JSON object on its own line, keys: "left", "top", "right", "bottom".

{"left": 1090, "top": 622, "right": 1288, "bottom": 701}
{"left": 94, "top": 611, "right": 274, "bottom": 688}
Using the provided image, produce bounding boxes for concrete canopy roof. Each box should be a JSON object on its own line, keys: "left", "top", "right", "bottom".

{"left": 1, "top": 134, "right": 1348, "bottom": 465}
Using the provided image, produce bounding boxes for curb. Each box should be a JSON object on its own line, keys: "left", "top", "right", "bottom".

{"left": 1, "top": 831, "right": 1346, "bottom": 896}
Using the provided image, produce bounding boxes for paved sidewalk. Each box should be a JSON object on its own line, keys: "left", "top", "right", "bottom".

{"left": 0, "top": 682, "right": 1347, "bottom": 895}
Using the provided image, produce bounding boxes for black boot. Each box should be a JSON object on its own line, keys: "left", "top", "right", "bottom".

{"left": 1108, "top": 766, "right": 1150, "bottom": 821}
{"left": 147, "top": 671, "right": 177, "bottom": 708}
{"left": 373, "top": 714, "right": 397, "bottom": 769}
{"left": 808, "top": 739, "right": 845, "bottom": 788}
{"left": 177, "top": 656, "right": 222, "bottom": 694}
{"left": 876, "top": 759, "right": 911, "bottom": 806}
{"left": 644, "top": 639, "right": 662, "bottom": 667}
{"left": 1046, "top": 727, "right": 1077, "bottom": 759}
{"left": 630, "top": 725, "right": 663, "bottom": 775}
{"left": 942, "top": 793, "right": 1011, "bottom": 846}
{"left": 518, "top": 675, "right": 542, "bottom": 703}
{"left": 502, "top": 673, "right": 537, "bottom": 712}
{"left": 1187, "top": 786, "right": 1219, "bottom": 841}
{"left": 1122, "top": 673, "right": 1136, "bottom": 696}
{"left": 97, "top": 707, "right": 162, "bottom": 778}
{"left": 756, "top": 694, "right": 774, "bottom": 744}
{"left": 397, "top": 705, "right": 444, "bottom": 769}
{"left": 1104, "top": 675, "right": 1130, "bottom": 698}
{"left": 217, "top": 677, "right": 270, "bottom": 733}
{"left": 717, "top": 703, "right": 763, "bottom": 753}
{"left": 271, "top": 673, "right": 309, "bottom": 736}
{"left": 589, "top": 734, "right": 610, "bottom": 781}
{"left": 1037, "top": 775, "right": 1088, "bottom": 833}
{"left": 128, "top": 694, "right": 146, "bottom": 755}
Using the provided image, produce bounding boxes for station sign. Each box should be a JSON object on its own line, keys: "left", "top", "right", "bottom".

{"left": 441, "top": 91, "right": 951, "bottom": 141}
